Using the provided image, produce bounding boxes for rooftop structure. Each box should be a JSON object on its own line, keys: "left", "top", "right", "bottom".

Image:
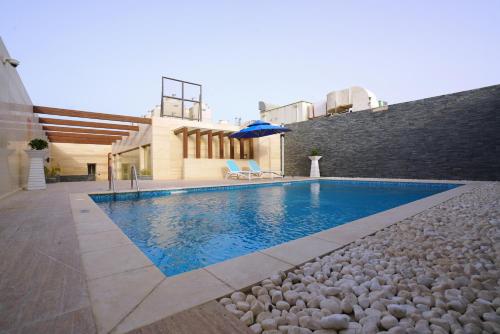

{"left": 260, "top": 86, "right": 387, "bottom": 124}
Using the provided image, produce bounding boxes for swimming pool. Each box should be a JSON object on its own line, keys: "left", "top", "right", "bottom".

{"left": 91, "top": 180, "right": 459, "bottom": 276}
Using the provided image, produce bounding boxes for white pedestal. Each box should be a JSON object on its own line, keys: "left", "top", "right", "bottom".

{"left": 309, "top": 156, "right": 322, "bottom": 178}
{"left": 25, "top": 150, "right": 48, "bottom": 190}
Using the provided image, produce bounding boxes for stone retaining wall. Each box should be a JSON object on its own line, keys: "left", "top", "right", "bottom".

{"left": 284, "top": 85, "right": 500, "bottom": 181}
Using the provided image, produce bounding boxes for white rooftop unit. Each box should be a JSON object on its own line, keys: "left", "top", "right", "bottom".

{"left": 259, "top": 86, "right": 382, "bottom": 124}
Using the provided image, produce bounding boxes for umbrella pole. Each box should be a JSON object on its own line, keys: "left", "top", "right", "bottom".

{"left": 280, "top": 134, "right": 284, "bottom": 177}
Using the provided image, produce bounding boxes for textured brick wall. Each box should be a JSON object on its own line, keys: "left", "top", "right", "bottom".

{"left": 284, "top": 85, "right": 500, "bottom": 181}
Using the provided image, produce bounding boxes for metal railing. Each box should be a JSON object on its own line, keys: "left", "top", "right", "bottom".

{"left": 131, "top": 165, "right": 140, "bottom": 192}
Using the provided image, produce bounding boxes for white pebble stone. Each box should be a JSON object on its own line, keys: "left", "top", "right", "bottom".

{"left": 387, "top": 304, "right": 406, "bottom": 319}
{"left": 231, "top": 291, "right": 246, "bottom": 303}
{"left": 247, "top": 294, "right": 257, "bottom": 304}
{"left": 249, "top": 323, "right": 262, "bottom": 334}
{"left": 237, "top": 301, "right": 250, "bottom": 312}
{"left": 256, "top": 312, "right": 273, "bottom": 323}
{"left": 380, "top": 315, "right": 398, "bottom": 329}
{"left": 319, "top": 314, "right": 350, "bottom": 330}
{"left": 319, "top": 299, "right": 341, "bottom": 314}
{"left": 284, "top": 291, "right": 300, "bottom": 305}
{"left": 271, "top": 290, "right": 283, "bottom": 304}
{"left": 219, "top": 297, "right": 232, "bottom": 306}
{"left": 270, "top": 274, "right": 282, "bottom": 285}
{"left": 387, "top": 326, "right": 406, "bottom": 334}
{"left": 261, "top": 318, "right": 278, "bottom": 330}
{"left": 276, "top": 300, "right": 290, "bottom": 311}
{"left": 241, "top": 310, "right": 254, "bottom": 326}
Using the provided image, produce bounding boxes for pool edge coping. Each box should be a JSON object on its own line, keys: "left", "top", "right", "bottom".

{"left": 69, "top": 178, "right": 483, "bottom": 334}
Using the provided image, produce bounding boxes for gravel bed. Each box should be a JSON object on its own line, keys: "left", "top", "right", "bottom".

{"left": 219, "top": 183, "right": 500, "bottom": 334}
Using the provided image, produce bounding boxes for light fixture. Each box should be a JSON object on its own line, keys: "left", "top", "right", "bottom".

{"left": 2, "top": 57, "right": 20, "bottom": 68}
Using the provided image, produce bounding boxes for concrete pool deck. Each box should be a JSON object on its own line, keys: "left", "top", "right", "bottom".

{"left": 0, "top": 177, "right": 484, "bottom": 333}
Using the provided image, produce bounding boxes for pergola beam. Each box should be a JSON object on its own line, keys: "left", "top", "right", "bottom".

{"left": 39, "top": 117, "right": 139, "bottom": 131}
{"left": 174, "top": 127, "right": 188, "bottom": 135}
{"left": 42, "top": 125, "right": 129, "bottom": 136}
{"left": 34, "top": 105, "right": 151, "bottom": 124}
{"left": 46, "top": 131, "right": 122, "bottom": 141}
{"left": 47, "top": 136, "right": 114, "bottom": 145}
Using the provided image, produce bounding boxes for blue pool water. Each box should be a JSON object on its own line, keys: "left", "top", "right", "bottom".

{"left": 92, "top": 180, "right": 459, "bottom": 276}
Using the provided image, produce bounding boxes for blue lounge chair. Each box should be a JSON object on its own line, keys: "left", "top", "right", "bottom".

{"left": 248, "top": 160, "right": 283, "bottom": 179}
{"left": 225, "top": 160, "right": 252, "bottom": 180}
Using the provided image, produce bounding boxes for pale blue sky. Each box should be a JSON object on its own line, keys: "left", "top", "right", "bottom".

{"left": 1, "top": 0, "right": 499, "bottom": 122}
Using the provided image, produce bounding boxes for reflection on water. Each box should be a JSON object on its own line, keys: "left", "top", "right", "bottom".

{"left": 97, "top": 181, "right": 453, "bottom": 276}
{"left": 310, "top": 182, "right": 320, "bottom": 208}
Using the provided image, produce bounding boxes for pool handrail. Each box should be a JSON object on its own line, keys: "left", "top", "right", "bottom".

{"left": 131, "top": 165, "right": 140, "bottom": 192}
{"left": 108, "top": 165, "right": 116, "bottom": 192}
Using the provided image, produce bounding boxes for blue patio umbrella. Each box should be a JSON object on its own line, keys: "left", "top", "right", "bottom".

{"left": 229, "top": 120, "right": 290, "bottom": 139}
{"left": 229, "top": 120, "right": 291, "bottom": 175}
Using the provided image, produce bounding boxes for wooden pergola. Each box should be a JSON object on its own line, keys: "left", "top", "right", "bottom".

{"left": 173, "top": 126, "right": 254, "bottom": 159}
{"left": 33, "top": 106, "right": 152, "bottom": 145}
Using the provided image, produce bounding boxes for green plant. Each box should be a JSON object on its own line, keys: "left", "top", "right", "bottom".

{"left": 310, "top": 148, "right": 321, "bottom": 156}
{"left": 49, "top": 167, "right": 61, "bottom": 177}
{"left": 44, "top": 166, "right": 60, "bottom": 177}
{"left": 28, "top": 138, "right": 48, "bottom": 150}
{"left": 140, "top": 168, "right": 151, "bottom": 176}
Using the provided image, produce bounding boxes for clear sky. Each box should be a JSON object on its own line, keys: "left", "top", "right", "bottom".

{"left": 1, "top": 0, "right": 499, "bottom": 122}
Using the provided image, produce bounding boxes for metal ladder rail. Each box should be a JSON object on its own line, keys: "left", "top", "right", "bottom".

{"left": 131, "top": 165, "right": 140, "bottom": 192}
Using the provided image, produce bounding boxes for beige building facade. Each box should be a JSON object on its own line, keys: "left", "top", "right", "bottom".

{"left": 111, "top": 116, "right": 281, "bottom": 181}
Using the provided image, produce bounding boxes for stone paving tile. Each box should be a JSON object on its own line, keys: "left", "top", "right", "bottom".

{"left": 0, "top": 186, "right": 93, "bottom": 334}
{"left": 79, "top": 229, "right": 132, "bottom": 254}
{"left": 17, "top": 306, "right": 96, "bottom": 334}
{"left": 113, "top": 269, "right": 234, "bottom": 334}
{"left": 88, "top": 266, "right": 165, "bottom": 334}
{"left": 81, "top": 244, "right": 153, "bottom": 280}
{"left": 127, "top": 301, "right": 252, "bottom": 334}
{"left": 205, "top": 251, "right": 294, "bottom": 290}
{"left": 260, "top": 236, "right": 343, "bottom": 266}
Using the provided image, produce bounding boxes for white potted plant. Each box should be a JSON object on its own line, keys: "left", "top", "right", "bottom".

{"left": 308, "top": 148, "right": 322, "bottom": 178}
{"left": 25, "top": 138, "right": 49, "bottom": 190}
